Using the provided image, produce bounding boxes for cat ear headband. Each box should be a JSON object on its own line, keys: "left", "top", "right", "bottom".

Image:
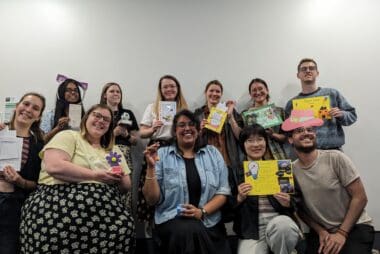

{"left": 56, "top": 74, "right": 88, "bottom": 100}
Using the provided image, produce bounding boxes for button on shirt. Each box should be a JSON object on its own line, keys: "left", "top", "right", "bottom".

{"left": 154, "top": 145, "right": 231, "bottom": 228}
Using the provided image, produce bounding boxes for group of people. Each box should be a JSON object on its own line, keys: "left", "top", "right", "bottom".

{"left": 0, "top": 58, "right": 374, "bottom": 254}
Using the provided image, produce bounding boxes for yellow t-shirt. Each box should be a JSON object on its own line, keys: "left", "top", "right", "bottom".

{"left": 38, "top": 130, "right": 130, "bottom": 185}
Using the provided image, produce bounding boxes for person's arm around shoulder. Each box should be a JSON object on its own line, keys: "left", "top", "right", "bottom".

{"left": 142, "top": 143, "right": 161, "bottom": 205}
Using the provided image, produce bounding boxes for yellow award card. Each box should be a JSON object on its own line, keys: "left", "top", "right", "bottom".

{"left": 292, "top": 96, "right": 331, "bottom": 120}
{"left": 244, "top": 160, "right": 294, "bottom": 196}
{"left": 205, "top": 107, "right": 227, "bottom": 134}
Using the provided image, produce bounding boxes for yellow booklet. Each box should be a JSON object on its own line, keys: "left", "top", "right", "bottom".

{"left": 292, "top": 96, "right": 331, "bottom": 119}
{"left": 205, "top": 107, "right": 227, "bottom": 134}
{"left": 244, "top": 160, "right": 294, "bottom": 196}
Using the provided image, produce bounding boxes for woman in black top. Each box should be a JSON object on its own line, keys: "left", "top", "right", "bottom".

{"left": 229, "top": 124, "right": 301, "bottom": 254}
{"left": 100, "top": 82, "right": 139, "bottom": 169}
{"left": 0, "top": 92, "right": 45, "bottom": 254}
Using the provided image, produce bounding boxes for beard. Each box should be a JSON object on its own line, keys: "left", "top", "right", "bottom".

{"left": 294, "top": 141, "right": 317, "bottom": 153}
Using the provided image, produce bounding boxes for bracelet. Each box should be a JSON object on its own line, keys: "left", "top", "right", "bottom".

{"left": 336, "top": 228, "right": 348, "bottom": 238}
{"left": 145, "top": 175, "right": 156, "bottom": 180}
{"left": 200, "top": 207, "right": 208, "bottom": 220}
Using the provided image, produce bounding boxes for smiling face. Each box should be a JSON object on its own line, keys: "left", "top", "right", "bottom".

{"left": 244, "top": 134, "right": 267, "bottom": 161}
{"left": 64, "top": 82, "right": 80, "bottom": 103}
{"left": 85, "top": 107, "right": 112, "bottom": 142}
{"left": 250, "top": 81, "right": 269, "bottom": 105}
{"left": 15, "top": 95, "right": 44, "bottom": 128}
{"left": 289, "top": 126, "right": 317, "bottom": 153}
{"left": 175, "top": 115, "right": 198, "bottom": 149}
{"left": 104, "top": 84, "right": 122, "bottom": 107}
{"left": 205, "top": 84, "right": 222, "bottom": 107}
{"left": 160, "top": 78, "right": 178, "bottom": 101}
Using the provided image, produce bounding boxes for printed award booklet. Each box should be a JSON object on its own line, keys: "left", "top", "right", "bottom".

{"left": 68, "top": 104, "right": 82, "bottom": 130}
{"left": 0, "top": 129, "right": 22, "bottom": 171}
{"left": 205, "top": 102, "right": 228, "bottom": 134}
{"left": 244, "top": 159, "right": 294, "bottom": 196}
{"left": 159, "top": 101, "right": 176, "bottom": 125}
{"left": 292, "top": 96, "right": 331, "bottom": 120}
{"left": 242, "top": 103, "right": 283, "bottom": 128}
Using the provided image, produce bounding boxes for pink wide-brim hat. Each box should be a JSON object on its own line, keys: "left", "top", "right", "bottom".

{"left": 281, "top": 109, "right": 323, "bottom": 131}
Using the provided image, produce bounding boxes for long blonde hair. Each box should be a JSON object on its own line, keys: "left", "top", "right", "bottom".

{"left": 153, "top": 75, "right": 188, "bottom": 116}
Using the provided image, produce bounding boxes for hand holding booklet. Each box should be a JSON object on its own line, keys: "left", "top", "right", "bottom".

{"left": 244, "top": 160, "right": 294, "bottom": 196}
{"left": 205, "top": 102, "right": 228, "bottom": 134}
{"left": 0, "top": 128, "right": 22, "bottom": 171}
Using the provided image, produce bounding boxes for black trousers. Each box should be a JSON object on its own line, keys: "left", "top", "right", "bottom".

{"left": 306, "top": 224, "right": 374, "bottom": 254}
{"left": 156, "top": 217, "right": 231, "bottom": 254}
{"left": 0, "top": 192, "right": 23, "bottom": 254}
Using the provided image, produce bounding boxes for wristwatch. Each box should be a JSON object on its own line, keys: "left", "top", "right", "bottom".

{"left": 200, "top": 207, "right": 208, "bottom": 220}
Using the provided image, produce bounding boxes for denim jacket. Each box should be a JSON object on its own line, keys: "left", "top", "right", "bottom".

{"left": 154, "top": 145, "right": 231, "bottom": 228}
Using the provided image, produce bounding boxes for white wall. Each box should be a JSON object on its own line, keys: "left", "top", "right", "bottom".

{"left": 1, "top": 0, "right": 379, "bottom": 228}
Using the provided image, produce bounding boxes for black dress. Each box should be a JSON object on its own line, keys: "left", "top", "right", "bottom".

{"left": 155, "top": 157, "right": 231, "bottom": 254}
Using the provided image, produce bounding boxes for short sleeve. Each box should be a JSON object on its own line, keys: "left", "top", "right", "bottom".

{"left": 40, "top": 130, "right": 77, "bottom": 159}
{"left": 333, "top": 151, "right": 360, "bottom": 187}
{"left": 140, "top": 103, "right": 155, "bottom": 127}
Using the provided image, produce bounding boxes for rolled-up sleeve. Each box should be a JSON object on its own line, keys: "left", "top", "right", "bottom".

{"left": 213, "top": 148, "right": 231, "bottom": 195}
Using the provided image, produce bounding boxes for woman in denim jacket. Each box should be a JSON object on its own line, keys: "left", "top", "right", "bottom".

{"left": 143, "top": 109, "right": 231, "bottom": 254}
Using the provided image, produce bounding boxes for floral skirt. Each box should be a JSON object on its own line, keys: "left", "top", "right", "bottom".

{"left": 20, "top": 183, "right": 135, "bottom": 254}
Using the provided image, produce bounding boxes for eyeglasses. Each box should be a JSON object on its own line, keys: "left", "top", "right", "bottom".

{"left": 177, "top": 121, "right": 196, "bottom": 128}
{"left": 299, "top": 66, "right": 317, "bottom": 72}
{"left": 65, "top": 88, "right": 79, "bottom": 94}
{"left": 293, "top": 127, "right": 316, "bottom": 134}
{"left": 91, "top": 111, "right": 111, "bottom": 123}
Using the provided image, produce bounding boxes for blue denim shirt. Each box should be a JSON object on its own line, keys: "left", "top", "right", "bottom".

{"left": 154, "top": 145, "right": 231, "bottom": 228}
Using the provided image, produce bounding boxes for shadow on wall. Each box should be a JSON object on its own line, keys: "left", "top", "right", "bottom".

{"left": 279, "top": 82, "right": 300, "bottom": 108}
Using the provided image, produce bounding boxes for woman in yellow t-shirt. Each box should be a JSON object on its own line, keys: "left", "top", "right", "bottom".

{"left": 20, "top": 104, "right": 134, "bottom": 253}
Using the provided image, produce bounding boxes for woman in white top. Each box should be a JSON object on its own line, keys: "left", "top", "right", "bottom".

{"left": 140, "top": 74, "right": 188, "bottom": 146}
{"left": 137, "top": 74, "right": 188, "bottom": 223}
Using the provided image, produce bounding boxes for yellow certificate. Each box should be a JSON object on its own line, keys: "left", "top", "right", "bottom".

{"left": 292, "top": 96, "right": 331, "bottom": 120}
{"left": 244, "top": 160, "right": 294, "bottom": 196}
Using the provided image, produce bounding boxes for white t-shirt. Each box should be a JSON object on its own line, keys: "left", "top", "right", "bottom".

{"left": 140, "top": 103, "right": 173, "bottom": 141}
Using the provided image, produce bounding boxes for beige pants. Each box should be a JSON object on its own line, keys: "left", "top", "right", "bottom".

{"left": 237, "top": 215, "right": 300, "bottom": 254}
